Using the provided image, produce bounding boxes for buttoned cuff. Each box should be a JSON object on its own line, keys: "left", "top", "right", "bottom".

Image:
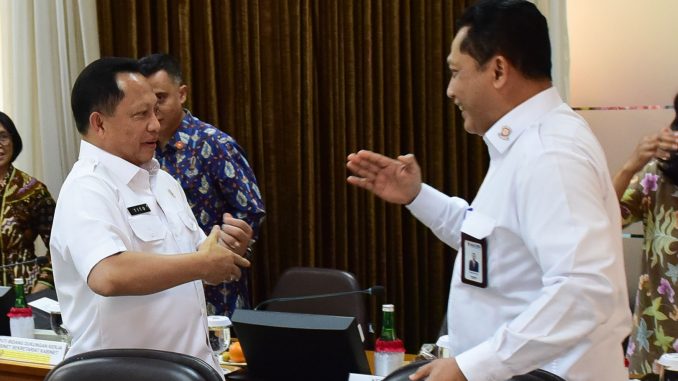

{"left": 455, "top": 340, "right": 513, "bottom": 381}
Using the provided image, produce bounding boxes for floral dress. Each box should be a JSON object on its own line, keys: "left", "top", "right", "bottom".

{"left": 621, "top": 160, "right": 678, "bottom": 375}
{"left": 0, "top": 166, "right": 56, "bottom": 292}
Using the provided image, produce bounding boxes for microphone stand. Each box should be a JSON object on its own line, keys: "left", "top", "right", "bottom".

{"left": 254, "top": 286, "right": 384, "bottom": 310}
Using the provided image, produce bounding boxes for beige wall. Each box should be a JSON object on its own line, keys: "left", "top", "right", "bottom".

{"left": 568, "top": 0, "right": 678, "bottom": 304}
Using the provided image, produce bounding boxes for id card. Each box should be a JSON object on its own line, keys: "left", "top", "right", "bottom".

{"left": 461, "top": 232, "right": 487, "bottom": 288}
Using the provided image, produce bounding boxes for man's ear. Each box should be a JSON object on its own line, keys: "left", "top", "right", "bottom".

{"left": 491, "top": 55, "right": 509, "bottom": 89}
{"left": 178, "top": 84, "right": 188, "bottom": 105}
{"left": 89, "top": 112, "right": 106, "bottom": 137}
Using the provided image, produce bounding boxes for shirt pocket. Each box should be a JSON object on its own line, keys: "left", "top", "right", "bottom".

{"left": 460, "top": 210, "right": 496, "bottom": 240}
{"left": 178, "top": 210, "right": 199, "bottom": 232}
{"left": 128, "top": 214, "right": 168, "bottom": 242}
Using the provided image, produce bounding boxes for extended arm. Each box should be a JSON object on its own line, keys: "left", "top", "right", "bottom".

{"left": 88, "top": 226, "right": 250, "bottom": 296}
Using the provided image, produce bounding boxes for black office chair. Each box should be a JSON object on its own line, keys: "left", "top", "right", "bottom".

{"left": 263, "top": 267, "right": 369, "bottom": 334}
{"left": 382, "top": 360, "right": 566, "bottom": 381}
{"left": 509, "top": 369, "right": 567, "bottom": 381}
{"left": 43, "top": 348, "right": 224, "bottom": 381}
{"left": 382, "top": 360, "right": 432, "bottom": 381}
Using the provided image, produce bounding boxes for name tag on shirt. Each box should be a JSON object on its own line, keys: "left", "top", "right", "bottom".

{"left": 127, "top": 203, "right": 151, "bottom": 215}
{"left": 461, "top": 232, "right": 488, "bottom": 288}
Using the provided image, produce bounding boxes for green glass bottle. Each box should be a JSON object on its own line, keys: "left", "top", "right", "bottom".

{"left": 375, "top": 304, "right": 405, "bottom": 376}
{"left": 380, "top": 304, "right": 396, "bottom": 341}
{"left": 14, "top": 277, "right": 27, "bottom": 308}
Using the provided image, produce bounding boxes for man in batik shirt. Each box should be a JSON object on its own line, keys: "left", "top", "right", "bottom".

{"left": 139, "top": 53, "right": 265, "bottom": 317}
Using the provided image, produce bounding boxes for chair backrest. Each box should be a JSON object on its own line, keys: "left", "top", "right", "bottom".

{"left": 43, "top": 348, "right": 224, "bottom": 381}
{"left": 509, "top": 369, "right": 567, "bottom": 381}
{"left": 264, "top": 267, "right": 369, "bottom": 334}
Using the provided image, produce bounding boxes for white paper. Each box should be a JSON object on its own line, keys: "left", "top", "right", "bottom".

{"left": 0, "top": 286, "right": 10, "bottom": 297}
{"left": 28, "top": 297, "right": 60, "bottom": 313}
{"left": 348, "top": 373, "right": 384, "bottom": 381}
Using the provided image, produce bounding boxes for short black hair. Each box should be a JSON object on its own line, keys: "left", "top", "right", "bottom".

{"left": 138, "top": 53, "right": 184, "bottom": 83}
{"left": 457, "top": 0, "right": 551, "bottom": 81}
{"left": 0, "top": 111, "right": 23, "bottom": 162}
{"left": 71, "top": 57, "right": 141, "bottom": 134}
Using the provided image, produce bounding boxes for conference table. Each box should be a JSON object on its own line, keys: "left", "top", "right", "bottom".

{"left": 0, "top": 350, "right": 417, "bottom": 381}
{"left": 0, "top": 358, "right": 50, "bottom": 381}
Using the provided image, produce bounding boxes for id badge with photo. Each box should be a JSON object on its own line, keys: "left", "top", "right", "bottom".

{"left": 461, "top": 232, "right": 487, "bottom": 288}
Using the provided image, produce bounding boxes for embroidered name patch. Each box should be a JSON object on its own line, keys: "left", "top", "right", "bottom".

{"left": 127, "top": 203, "right": 151, "bottom": 215}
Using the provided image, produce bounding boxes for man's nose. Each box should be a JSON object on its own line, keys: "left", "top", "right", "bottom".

{"left": 446, "top": 78, "right": 455, "bottom": 99}
{"left": 149, "top": 113, "right": 161, "bottom": 132}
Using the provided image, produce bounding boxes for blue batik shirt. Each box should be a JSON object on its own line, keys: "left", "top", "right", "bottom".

{"left": 155, "top": 110, "right": 266, "bottom": 317}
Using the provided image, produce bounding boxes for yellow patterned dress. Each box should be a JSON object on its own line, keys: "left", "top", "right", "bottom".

{"left": 0, "top": 166, "right": 55, "bottom": 292}
{"left": 621, "top": 160, "right": 678, "bottom": 375}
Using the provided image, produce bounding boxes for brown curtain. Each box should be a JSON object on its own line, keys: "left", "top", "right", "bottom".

{"left": 97, "top": 0, "right": 485, "bottom": 352}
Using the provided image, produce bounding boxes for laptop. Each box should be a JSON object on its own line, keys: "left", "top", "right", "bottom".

{"left": 228, "top": 309, "right": 371, "bottom": 381}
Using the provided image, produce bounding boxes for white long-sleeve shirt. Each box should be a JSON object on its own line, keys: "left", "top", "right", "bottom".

{"left": 51, "top": 141, "right": 220, "bottom": 374}
{"left": 407, "top": 87, "right": 631, "bottom": 381}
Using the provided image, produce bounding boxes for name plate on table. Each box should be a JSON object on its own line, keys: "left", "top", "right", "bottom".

{"left": 0, "top": 336, "right": 67, "bottom": 365}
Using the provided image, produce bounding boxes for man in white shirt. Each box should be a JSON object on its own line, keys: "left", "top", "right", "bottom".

{"left": 51, "top": 57, "right": 251, "bottom": 374}
{"left": 346, "top": 1, "right": 631, "bottom": 381}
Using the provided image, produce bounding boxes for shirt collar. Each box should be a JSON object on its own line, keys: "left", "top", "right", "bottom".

{"left": 160, "top": 109, "right": 194, "bottom": 152}
{"left": 79, "top": 140, "right": 159, "bottom": 185}
{"left": 483, "top": 87, "right": 563, "bottom": 158}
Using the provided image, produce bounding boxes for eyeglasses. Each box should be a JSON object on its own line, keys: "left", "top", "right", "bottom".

{"left": 0, "top": 133, "right": 11, "bottom": 145}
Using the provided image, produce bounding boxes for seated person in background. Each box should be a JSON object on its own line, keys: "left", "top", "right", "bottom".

{"left": 138, "top": 53, "right": 266, "bottom": 317}
{"left": 613, "top": 92, "right": 678, "bottom": 375}
{"left": 50, "top": 57, "right": 249, "bottom": 374}
{"left": 0, "top": 111, "right": 55, "bottom": 294}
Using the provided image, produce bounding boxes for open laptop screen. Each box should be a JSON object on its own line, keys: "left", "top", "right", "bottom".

{"left": 231, "top": 309, "right": 370, "bottom": 381}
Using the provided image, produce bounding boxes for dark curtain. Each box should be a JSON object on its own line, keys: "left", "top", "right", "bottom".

{"left": 96, "top": 0, "right": 486, "bottom": 353}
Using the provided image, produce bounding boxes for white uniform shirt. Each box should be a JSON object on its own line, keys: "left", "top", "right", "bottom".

{"left": 51, "top": 141, "right": 221, "bottom": 373}
{"left": 407, "top": 88, "right": 631, "bottom": 381}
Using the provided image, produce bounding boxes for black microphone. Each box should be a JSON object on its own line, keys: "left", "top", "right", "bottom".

{"left": 0, "top": 256, "right": 49, "bottom": 270}
{"left": 254, "top": 285, "right": 385, "bottom": 310}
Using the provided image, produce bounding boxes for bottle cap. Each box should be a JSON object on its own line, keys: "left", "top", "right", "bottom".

{"left": 382, "top": 304, "right": 394, "bottom": 312}
{"left": 14, "top": 278, "right": 24, "bottom": 285}
{"left": 207, "top": 315, "right": 232, "bottom": 328}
